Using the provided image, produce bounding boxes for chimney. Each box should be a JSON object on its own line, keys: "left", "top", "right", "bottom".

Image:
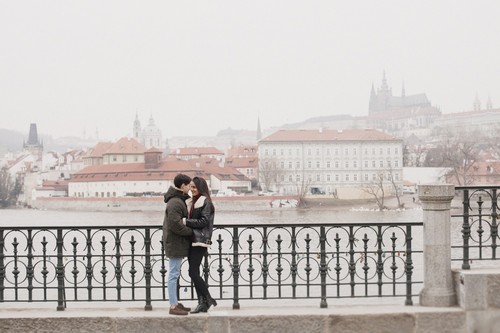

{"left": 144, "top": 148, "right": 162, "bottom": 169}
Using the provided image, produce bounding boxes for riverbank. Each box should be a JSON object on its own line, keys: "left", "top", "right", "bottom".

{"left": 30, "top": 194, "right": 423, "bottom": 213}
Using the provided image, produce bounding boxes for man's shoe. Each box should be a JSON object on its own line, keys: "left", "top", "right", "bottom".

{"left": 169, "top": 305, "right": 188, "bottom": 315}
{"left": 178, "top": 303, "right": 191, "bottom": 312}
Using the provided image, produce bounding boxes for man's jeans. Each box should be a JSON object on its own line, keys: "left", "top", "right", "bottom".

{"left": 168, "top": 257, "right": 182, "bottom": 306}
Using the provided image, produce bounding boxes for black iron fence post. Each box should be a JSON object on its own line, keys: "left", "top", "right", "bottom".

{"left": 56, "top": 229, "right": 65, "bottom": 311}
{"left": 319, "top": 226, "right": 327, "bottom": 308}
{"left": 462, "top": 189, "right": 471, "bottom": 269}
{"left": 405, "top": 225, "right": 414, "bottom": 306}
{"left": 144, "top": 228, "right": 152, "bottom": 311}
{"left": 232, "top": 227, "right": 240, "bottom": 310}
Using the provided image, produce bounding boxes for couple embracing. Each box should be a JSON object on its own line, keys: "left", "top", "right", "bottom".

{"left": 162, "top": 173, "right": 217, "bottom": 316}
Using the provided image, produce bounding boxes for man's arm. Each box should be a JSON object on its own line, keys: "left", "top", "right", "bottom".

{"left": 168, "top": 205, "right": 193, "bottom": 236}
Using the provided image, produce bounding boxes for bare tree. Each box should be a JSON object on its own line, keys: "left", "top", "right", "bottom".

{"left": 0, "top": 167, "right": 21, "bottom": 208}
{"left": 439, "top": 128, "right": 480, "bottom": 185}
{"left": 294, "top": 174, "right": 312, "bottom": 208}
{"left": 258, "top": 156, "right": 285, "bottom": 192}
{"left": 362, "top": 172, "right": 386, "bottom": 210}
{"left": 386, "top": 165, "right": 403, "bottom": 208}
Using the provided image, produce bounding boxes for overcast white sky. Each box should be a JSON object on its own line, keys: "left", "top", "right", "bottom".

{"left": 1, "top": 1, "right": 499, "bottom": 140}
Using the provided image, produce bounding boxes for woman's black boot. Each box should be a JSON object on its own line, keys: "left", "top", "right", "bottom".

{"left": 190, "top": 296, "right": 208, "bottom": 314}
{"left": 203, "top": 294, "right": 217, "bottom": 312}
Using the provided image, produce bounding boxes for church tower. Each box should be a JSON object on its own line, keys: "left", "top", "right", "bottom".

{"left": 23, "top": 123, "right": 43, "bottom": 161}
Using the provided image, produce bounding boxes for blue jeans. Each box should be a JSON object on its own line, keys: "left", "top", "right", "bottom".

{"left": 168, "top": 257, "right": 182, "bottom": 306}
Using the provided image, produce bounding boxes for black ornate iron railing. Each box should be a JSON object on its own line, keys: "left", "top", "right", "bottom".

{"left": 0, "top": 222, "right": 423, "bottom": 310}
{"left": 453, "top": 185, "right": 500, "bottom": 269}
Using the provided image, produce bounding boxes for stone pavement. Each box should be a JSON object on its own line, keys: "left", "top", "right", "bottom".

{"left": 0, "top": 298, "right": 469, "bottom": 333}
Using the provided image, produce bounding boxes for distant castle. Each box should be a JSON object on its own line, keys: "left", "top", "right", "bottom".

{"left": 368, "top": 72, "right": 432, "bottom": 116}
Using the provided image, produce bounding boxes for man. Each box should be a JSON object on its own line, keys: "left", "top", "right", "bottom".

{"left": 163, "top": 173, "right": 193, "bottom": 315}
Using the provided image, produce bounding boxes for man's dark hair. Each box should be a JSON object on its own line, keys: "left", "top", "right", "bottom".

{"left": 174, "top": 173, "right": 191, "bottom": 188}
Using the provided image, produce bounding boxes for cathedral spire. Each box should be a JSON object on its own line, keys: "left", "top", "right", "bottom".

{"left": 401, "top": 80, "right": 406, "bottom": 98}
{"left": 487, "top": 95, "right": 493, "bottom": 109}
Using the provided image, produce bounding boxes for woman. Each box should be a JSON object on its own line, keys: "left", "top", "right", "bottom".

{"left": 185, "top": 176, "right": 217, "bottom": 313}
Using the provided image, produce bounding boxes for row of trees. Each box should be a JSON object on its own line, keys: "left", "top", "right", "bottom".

{"left": 0, "top": 167, "right": 22, "bottom": 208}
{"left": 405, "top": 127, "right": 499, "bottom": 186}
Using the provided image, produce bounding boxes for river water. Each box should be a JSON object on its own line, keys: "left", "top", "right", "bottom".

{"left": 0, "top": 206, "right": 424, "bottom": 227}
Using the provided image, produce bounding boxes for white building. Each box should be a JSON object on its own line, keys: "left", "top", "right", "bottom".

{"left": 258, "top": 129, "right": 403, "bottom": 199}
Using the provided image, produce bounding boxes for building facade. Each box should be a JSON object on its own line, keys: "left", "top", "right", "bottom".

{"left": 258, "top": 129, "right": 403, "bottom": 199}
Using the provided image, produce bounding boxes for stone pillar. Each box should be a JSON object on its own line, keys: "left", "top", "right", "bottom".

{"left": 419, "top": 183, "right": 457, "bottom": 307}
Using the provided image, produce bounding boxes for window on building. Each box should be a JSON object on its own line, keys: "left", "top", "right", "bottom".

{"left": 280, "top": 161, "right": 284, "bottom": 169}
{"left": 308, "top": 149, "right": 312, "bottom": 156}
{"left": 335, "top": 161, "right": 339, "bottom": 168}
{"left": 316, "top": 161, "right": 320, "bottom": 168}
{"left": 316, "top": 174, "right": 320, "bottom": 181}
{"left": 273, "top": 149, "right": 276, "bottom": 156}
{"left": 280, "top": 149, "right": 284, "bottom": 155}
{"left": 353, "top": 161, "right": 357, "bottom": 168}
{"left": 296, "top": 161, "right": 300, "bottom": 169}
{"left": 327, "top": 174, "right": 331, "bottom": 181}
{"left": 296, "top": 174, "right": 300, "bottom": 182}
{"left": 289, "top": 175, "right": 293, "bottom": 181}
{"left": 316, "top": 148, "right": 320, "bottom": 155}
{"left": 364, "top": 174, "right": 368, "bottom": 181}
{"left": 353, "top": 148, "right": 357, "bottom": 155}
{"left": 335, "top": 174, "right": 339, "bottom": 181}
{"left": 395, "top": 147, "right": 399, "bottom": 154}
{"left": 308, "top": 161, "right": 312, "bottom": 168}
{"left": 344, "top": 148, "right": 349, "bottom": 155}
{"left": 288, "top": 161, "right": 292, "bottom": 168}
{"left": 364, "top": 161, "right": 368, "bottom": 168}
{"left": 353, "top": 174, "right": 358, "bottom": 181}
{"left": 379, "top": 160, "right": 383, "bottom": 167}
{"left": 327, "top": 161, "right": 331, "bottom": 168}
{"left": 265, "top": 149, "right": 269, "bottom": 156}
{"left": 380, "top": 148, "right": 383, "bottom": 154}
{"left": 345, "top": 174, "right": 350, "bottom": 181}
{"left": 387, "top": 148, "right": 391, "bottom": 154}
{"left": 345, "top": 161, "right": 349, "bottom": 168}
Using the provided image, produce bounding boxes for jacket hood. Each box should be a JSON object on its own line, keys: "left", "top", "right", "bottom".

{"left": 164, "top": 186, "right": 188, "bottom": 203}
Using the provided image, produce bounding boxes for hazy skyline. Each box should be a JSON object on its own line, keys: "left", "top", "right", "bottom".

{"left": 1, "top": 1, "right": 499, "bottom": 140}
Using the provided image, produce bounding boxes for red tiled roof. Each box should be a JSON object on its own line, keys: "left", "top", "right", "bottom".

{"left": 71, "top": 159, "right": 207, "bottom": 182}
{"left": 88, "top": 142, "right": 113, "bottom": 158}
{"left": 261, "top": 129, "right": 399, "bottom": 142}
{"left": 227, "top": 145, "right": 258, "bottom": 158}
{"left": 171, "top": 147, "right": 224, "bottom": 156}
{"left": 104, "top": 137, "right": 147, "bottom": 155}
{"left": 225, "top": 157, "right": 258, "bottom": 168}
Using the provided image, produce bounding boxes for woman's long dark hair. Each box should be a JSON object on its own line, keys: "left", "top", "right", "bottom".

{"left": 193, "top": 176, "right": 212, "bottom": 201}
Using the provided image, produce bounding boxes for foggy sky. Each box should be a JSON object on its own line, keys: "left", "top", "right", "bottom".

{"left": 1, "top": 1, "right": 499, "bottom": 140}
